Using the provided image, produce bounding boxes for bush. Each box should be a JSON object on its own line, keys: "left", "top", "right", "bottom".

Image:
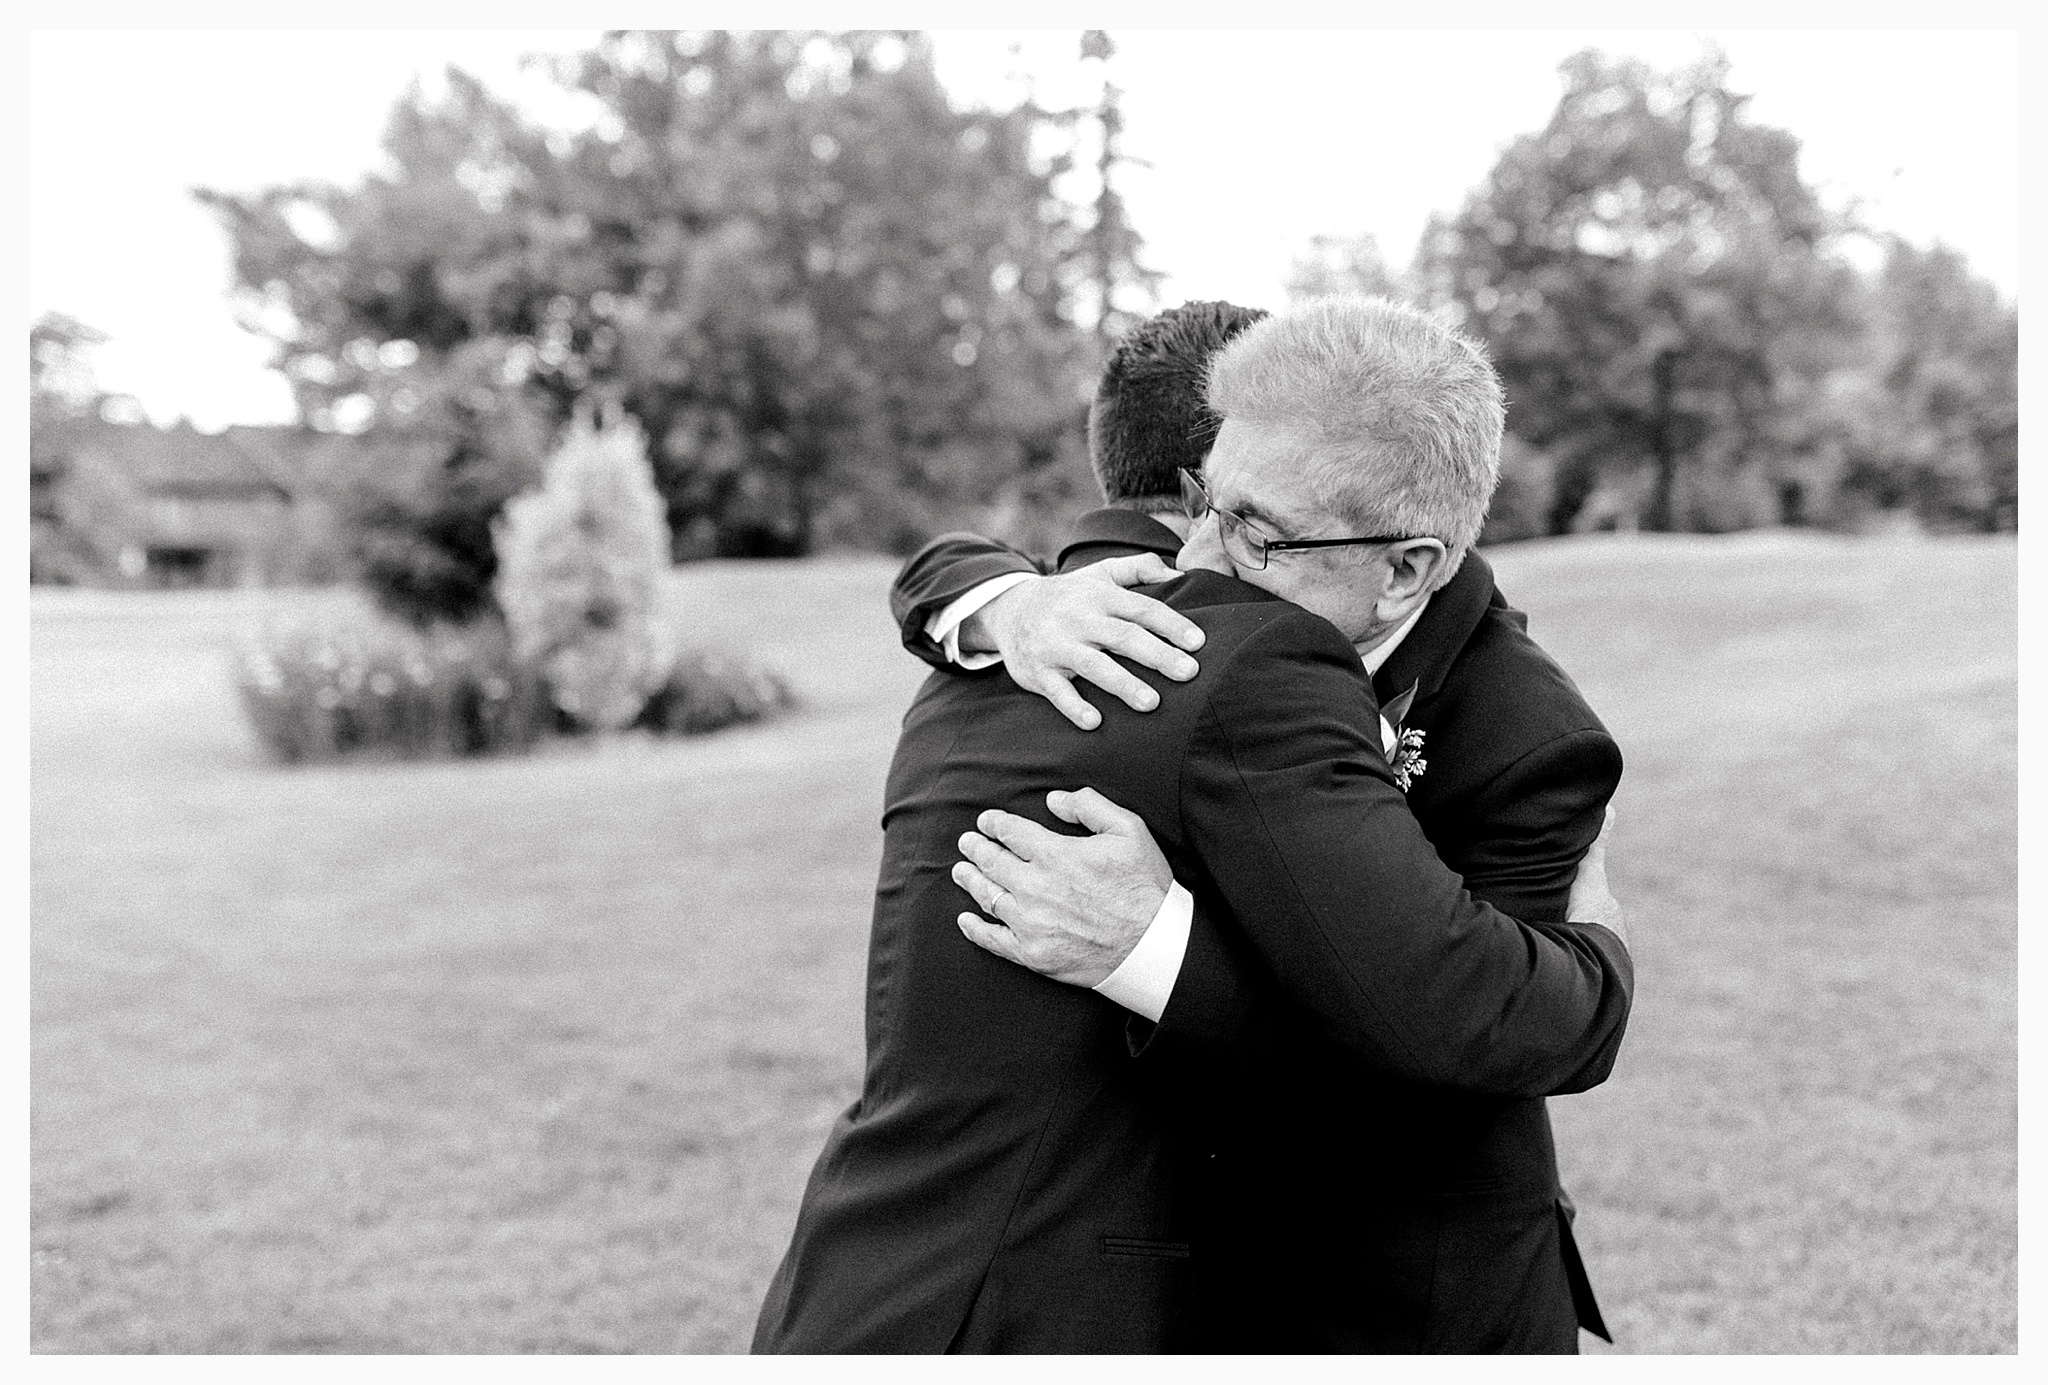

{"left": 494, "top": 412, "right": 673, "bottom": 731}
{"left": 635, "top": 648, "right": 796, "bottom": 736}
{"left": 236, "top": 611, "right": 797, "bottom": 765}
{"left": 235, "top": 616, "right": 551, "bottom": 764}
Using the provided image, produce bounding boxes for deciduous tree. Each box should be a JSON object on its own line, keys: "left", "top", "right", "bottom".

{"left": 201, "top": 31, "right": 1140, "bottom": 616}
{"left": 1417, "top": 48, "right": 1859, "bottom": 533}
{"left": 1830, "top": 238, "right": 2018, "bottom": 531}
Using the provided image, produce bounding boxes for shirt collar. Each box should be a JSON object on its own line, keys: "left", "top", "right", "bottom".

{"left": 1358, "top": 598, "right": 1428, "bottom": 677}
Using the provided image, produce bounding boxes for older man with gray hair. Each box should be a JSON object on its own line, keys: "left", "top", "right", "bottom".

{"left": 890, "top": 294, "right": 1628, "bottom": 1351}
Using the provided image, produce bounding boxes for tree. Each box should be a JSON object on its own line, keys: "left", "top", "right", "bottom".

{"left": 494, "top": 409, "right": 672, "bottom": 729}
{"left": 1074, "top": 30, "right": 1162, "bottom": 349}
{"left": 318, "top": 341, "right": 557, "bottom": 624}
{"left": 31, "top": 313, "right": 107, "bottom": 416}
{"left": 1284, "top": 233, "right": 1401, "bottom": 305}
{"left": 1830, "top": 238, "right": 2018, "bottom": 531}
{"left": 200, "top": 31, "right": 1117, "bottom": 615}
{"left": 1417, "top": 48, "right": 1859, "bottom": 533}
{"left": 30, "top": 315, "right": 114, "bottom": 583}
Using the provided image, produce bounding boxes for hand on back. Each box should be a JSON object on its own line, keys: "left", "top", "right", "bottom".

{"left": 951, "top": 788, "right": 1173, "bottom": 987}
{"left": 969, "top": 554, "right": 1206, "bottom": 730}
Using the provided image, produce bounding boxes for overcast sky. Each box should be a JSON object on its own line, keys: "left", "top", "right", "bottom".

{"left": 28, "top": 28, "right": 2021, "bottom": 432}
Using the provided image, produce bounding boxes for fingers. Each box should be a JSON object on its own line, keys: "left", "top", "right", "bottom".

{"left": 1581, "top": 830, "right": 1606, "bottom": 872}
{"left": 1103, "top": 588, "right": 1205, "bottom": 658}
{"left": 974, "top": 809, "right": 1060, "bottom": 862}
{"left": 1046, "top": 786, "right": 1143, "bottom": 837}
{"left": 1067, "top": 647, "right": 1161, "bottom": 713}
{"left": 1584, "top": 804, "right": 1617, "bottom": 866}
{"left": 1019, "top": 669, "right": 1102, "bottom": 730}
{"left": 1002, "top": 571, "right": 1202, "bottom": 727}
{"left": 1095, "top": 552, "right": 1181, "bottom": 590}
{"left": 953, "top": 858, "right": 1010, "bottom": 915}
{"left": 956, "top": 832, "right": 1028, "bottom": 889}
{"left": 1094, "top": 614, "right": 1200, "bottom": 683}
{"left": 957, "top": 911, "right": 1021, "bottom": 962}
{"left": 951, "top": 860, "right": 1000, "bottom": 914}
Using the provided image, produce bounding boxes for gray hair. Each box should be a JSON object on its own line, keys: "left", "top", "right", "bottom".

{"left": 1204, "top": 295, "right": 1504, "bottom": 581}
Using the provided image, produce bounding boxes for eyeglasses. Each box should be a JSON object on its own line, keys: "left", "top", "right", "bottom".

{"left": 1178, "top": 469, "right": 1421, "bottom": 571}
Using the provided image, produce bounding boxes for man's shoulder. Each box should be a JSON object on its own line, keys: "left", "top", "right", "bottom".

{"left": 1421, "top": 598, "right": 1616, "bottom": 787}
{"left": 897, "top": 570, "right": 1369, "bottom": 755}
{"left": 1149, "top": 568, "right": 1301, "bottom": 625}
{"left": 1459, "top": 603, "right": 1604, "bottom": 724}
{"left": 1147, "top": 572, "right": 1362, "bottom": 664}
{"left": 1134, "top": 574, "right": 1383, "bottom": 751}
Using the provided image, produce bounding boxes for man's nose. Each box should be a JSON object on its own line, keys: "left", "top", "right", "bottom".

{"left": 1176, "top": 513, "right": 1234, "bottom": 575}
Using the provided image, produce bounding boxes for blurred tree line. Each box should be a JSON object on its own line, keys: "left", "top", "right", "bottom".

{"left": 1298, "top": 50, "right": 2017, "bottom": 542}
{"left": 29, "top": 315, "right": 105, "bottom": 583}
{"left": 42, "top": 36, "right": 2010, "bottom": 616}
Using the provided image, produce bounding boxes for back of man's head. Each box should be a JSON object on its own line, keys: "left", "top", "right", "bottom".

{"left": 1205, "top": 295, "right": 1505, "bottom": 580}
{"left": 1089, "top": 300, "right": 1270, "bottom": 512}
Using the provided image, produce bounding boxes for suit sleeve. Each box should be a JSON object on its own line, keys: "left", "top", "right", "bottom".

{"left": 889, "top": 532, "right": 1044, "bottom": 669}
{"left": 1145, "top": 609, "right": 1632, "bottom": 1098}
{"left": 1448, "top": 728, "right": 1620, "bottom": 922}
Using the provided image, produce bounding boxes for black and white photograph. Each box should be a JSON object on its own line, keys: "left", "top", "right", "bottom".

{"left": 27, "top": 21, "right": 2020, "bottom": 1357}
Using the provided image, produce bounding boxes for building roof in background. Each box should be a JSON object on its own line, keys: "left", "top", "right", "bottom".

{"left": 67, "top": 417, "right": 301, "bottom": 500}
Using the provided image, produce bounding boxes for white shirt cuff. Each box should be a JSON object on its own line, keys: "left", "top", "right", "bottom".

{"left": 1091, "top": 881, "right": 1193, "bottom": 1024}
{"left": 925, "top": 573, "right": 1040, "bottom": 669}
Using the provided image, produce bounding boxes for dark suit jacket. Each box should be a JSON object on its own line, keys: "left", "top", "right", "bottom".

{"left": 886, "top": 512, "right": 1626, "bottom": 1351}
{"left": 751, "top": 539, "right": 1630, "bottom": 1354}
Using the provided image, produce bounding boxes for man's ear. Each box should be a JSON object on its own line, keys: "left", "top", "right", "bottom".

{"left": 1379, "top": 539, "right": 1450, "bottom": 613}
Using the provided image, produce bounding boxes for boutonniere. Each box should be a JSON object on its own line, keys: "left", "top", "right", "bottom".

{"left": 1377, "top": 678, "right": 1428, "bottom": 793}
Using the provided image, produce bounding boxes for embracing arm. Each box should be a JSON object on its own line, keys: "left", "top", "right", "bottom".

{"left": 1442, "top": 727, "right": 1622, "bottom": 923}
{"left": 1147, "top": 721, "right": 1626, "bottom": 1084}
{"left": 889, "top": 532, "right": 1043, "bottom": 668}
{"left": 891, "top": 534, "right": 1206, "bottom": 727}
{"left": 1162, "top": 611, "right": 1632, "bottom": 1098}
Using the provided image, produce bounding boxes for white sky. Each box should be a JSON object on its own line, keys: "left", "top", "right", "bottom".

{"left": 27, "top": 28, "right": 2021, "bottom": 432}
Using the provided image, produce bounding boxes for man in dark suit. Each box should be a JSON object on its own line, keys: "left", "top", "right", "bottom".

{"left": 889, "top": 298, "right": 1625, "bottom": 1350}
{"left": 753, "top": 299, "right": 1630, "bottom": 1354}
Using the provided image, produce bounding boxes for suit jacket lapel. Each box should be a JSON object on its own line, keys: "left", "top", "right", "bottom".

{"left": 1055, "top": 508, "right": 1183, "bottom": 572}
{"left": 1372, "top": 550, "right": 1500, "bottom": 711}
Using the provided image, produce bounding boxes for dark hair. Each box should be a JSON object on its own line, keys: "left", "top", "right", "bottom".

{"left": 1087, "top": 300, "right": 1270, "bottom": 506}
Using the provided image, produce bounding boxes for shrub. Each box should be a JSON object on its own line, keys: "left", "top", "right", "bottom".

{"left": 235, "top": 616, "right": 552, "bottom": 764}
{"left": 236, "top": 609, "right": 797, "bottom": 765}
{"left": 494, "top": 411, "right": 673, "bottom": 731}
{"left": 635, "top": 648, "right": 796, "bottom": 736}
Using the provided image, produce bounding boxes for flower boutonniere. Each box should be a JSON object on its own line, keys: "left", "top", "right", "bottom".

{"left": 1377, "top": 678, "right": 1428, "bottom": 793}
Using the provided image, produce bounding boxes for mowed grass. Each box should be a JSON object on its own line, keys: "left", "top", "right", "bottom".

{"left": 30, "top": 534, "right": 2015, "bottom": 1353}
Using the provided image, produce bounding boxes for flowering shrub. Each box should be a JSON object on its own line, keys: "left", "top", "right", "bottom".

{"left": 235, "top": 616, "right": 553, "bottom": 764}
{"left": 237, "top": 611, "right": 795, "bottom": 765}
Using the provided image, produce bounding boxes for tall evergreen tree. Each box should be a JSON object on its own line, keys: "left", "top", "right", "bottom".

{"left": 1075, "top": 30, "right": 1161, "bottom": 350}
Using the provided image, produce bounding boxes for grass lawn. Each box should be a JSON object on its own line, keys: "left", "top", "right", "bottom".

{"left": 30, "top": 534, "right": 2016, "bottom": 1353}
